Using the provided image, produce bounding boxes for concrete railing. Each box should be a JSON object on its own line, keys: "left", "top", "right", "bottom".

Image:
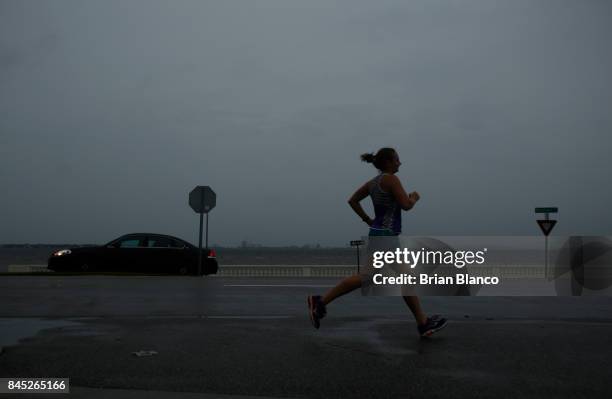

{"left": 214, "top": 265, "right": 356, "bottom": 277}
{"left": 4, "top": 264, "right": 358, "bottom": 276}
{"left": 4, "top": 264, "right": 360, "bottom": 276}
{"left": 5, "top": 264, "right": 582, "bottom": 279}
{"left": 214, "top": 265, "right": 553, "bottom": 279}
{"left": 7, "top": 265, "right": 51, "bottom": 273}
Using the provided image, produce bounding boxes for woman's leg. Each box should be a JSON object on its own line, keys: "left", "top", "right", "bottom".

{"left": 322, "top": 274, "right": 362, "bottom": 305}
{"left": 402, "top": 296, "right": 427, "bottom": 325}
{"left": 307, "top": 275, "right": 362, "bottom": 329}
{"left": 321, "top": 277, "right": 428, "bottom": 325}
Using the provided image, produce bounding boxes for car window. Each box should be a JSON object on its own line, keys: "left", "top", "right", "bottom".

{"left": 173, "top": 240, "right": 186, "bottom": 248}
{"left": 148, "top": 237, "right": 179, "bottom": 248}
{"left": 118, "top": 238, "right": 141, "bottom": 248}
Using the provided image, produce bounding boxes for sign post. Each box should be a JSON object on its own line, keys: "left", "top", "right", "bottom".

{"left": 535, "top": 207, "right": 558, "bottom": 279}
{"left": 350, "top": 240, "right": 364, "bottom": 273}
{"left": 189, "top": 186, "right": 217, "bottom": 276}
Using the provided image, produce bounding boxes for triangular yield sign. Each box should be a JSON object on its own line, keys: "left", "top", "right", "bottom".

{"left": 537, "top": 220, "right": 557, "bottom": 236}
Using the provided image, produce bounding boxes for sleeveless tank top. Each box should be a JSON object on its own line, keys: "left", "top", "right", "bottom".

{"left": 368, "top": 173, "right": 401, "bottom": 234}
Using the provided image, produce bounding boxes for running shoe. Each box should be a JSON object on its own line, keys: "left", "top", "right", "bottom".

{"left": 307, "top": 295, "right": 327, "bottom": 329}
{"left": 417, "top": 315, "right": 447, "bottom": 337}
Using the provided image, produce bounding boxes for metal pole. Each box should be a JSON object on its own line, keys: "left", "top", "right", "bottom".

{"left": 545, "top": 236, "right": 549, "bottom": 280}
{"left": 356, "top": 244, "right": 360, "bottom": 273}
{"left": 198, "top": 211, "right": 203, "bottom": 276}
{"left": 205, "top": 212, "right": 209, "bottom": 249}
{"left": 544, "top": 212, "right": 549, "bottom": 280}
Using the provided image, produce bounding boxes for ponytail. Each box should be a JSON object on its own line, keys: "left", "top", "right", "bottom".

{"left": 360, "top": 152, "right": 376, "bottom": 163}
{"left": 360, "top": 147, "right": 396, "bottom": 170}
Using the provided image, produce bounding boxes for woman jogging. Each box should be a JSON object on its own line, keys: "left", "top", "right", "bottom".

{"left": 307, "top": 147, "right": 448, "bottom": 337}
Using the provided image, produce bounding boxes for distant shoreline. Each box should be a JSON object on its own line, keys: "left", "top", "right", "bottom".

{"left": 0, "top": 244, "right": 351, "bottom": 249}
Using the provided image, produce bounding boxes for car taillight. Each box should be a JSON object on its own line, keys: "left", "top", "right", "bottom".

{"left": 207, "top": 249, "right": 216, "bottom": 258}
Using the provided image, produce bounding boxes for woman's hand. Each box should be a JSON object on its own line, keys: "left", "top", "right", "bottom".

{"left": 362, "top": 216, "right": 373, "bottom": 226}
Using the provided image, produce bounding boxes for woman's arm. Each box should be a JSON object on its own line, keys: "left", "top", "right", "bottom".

{"left": 384, "top": 175, "right": 420, "bottom": 211}
{"left": 348, "top": 182, "right": 373, "bottom": 226}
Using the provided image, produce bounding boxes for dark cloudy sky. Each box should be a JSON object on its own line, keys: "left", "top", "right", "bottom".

{"left": 1, "top": 0, "right": 611, "bottom": 246}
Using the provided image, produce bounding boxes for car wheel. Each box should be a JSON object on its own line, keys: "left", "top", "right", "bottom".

{"left": 177, "top": 265, "right": 189, "bottom": 275}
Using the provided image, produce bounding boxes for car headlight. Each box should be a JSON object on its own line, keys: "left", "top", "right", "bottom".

{"left": 53, "top": 249, "right": 72, "bottom": 257}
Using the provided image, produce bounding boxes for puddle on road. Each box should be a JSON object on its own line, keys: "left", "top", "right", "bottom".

{"left": 318, "top": 319, "right": 418, "bottom": 356}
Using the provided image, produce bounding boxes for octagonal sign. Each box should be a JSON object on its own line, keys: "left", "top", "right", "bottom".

{"left": 189, "top": 186, "right": 216, "bottom": 214}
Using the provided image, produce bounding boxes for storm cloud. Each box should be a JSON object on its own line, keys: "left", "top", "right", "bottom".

{"left": 1, "top": 0, "right": 611, "bottom": 246}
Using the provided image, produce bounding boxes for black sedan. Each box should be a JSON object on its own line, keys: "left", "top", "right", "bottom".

{"left": 47, "top": 233, "right": 218, "bottom": 275}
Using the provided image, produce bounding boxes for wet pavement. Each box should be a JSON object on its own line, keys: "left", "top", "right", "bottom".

{"left": 1, "top": 276, "right": 611, "bottom": 398}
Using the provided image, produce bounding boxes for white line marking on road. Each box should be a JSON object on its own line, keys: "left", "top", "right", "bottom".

{"left": 224, "top": 284, "right": 334, "bottom": 288}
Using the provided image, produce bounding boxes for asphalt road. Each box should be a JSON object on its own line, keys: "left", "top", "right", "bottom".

{"left": 1, "top": 275, "right": 612, "bottom": 398}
